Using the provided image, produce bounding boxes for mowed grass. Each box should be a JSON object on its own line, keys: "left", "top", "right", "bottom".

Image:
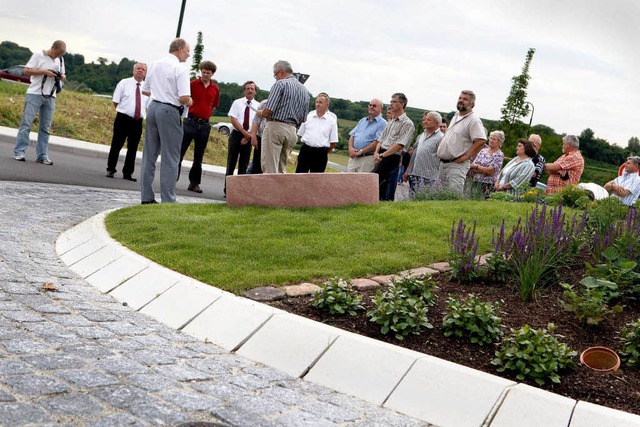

{"left": 105, "top": 200, "right": 536, "bottom": 294}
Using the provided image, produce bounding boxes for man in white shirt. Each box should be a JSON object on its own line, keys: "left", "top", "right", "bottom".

{"left": 14, "top": 40, "right": 66, "bottom": 165}
{"left": 604, "top": 156, "right": 640, "bottom": 206}
{"left": 225, "top": 81, "right": 260, "bottom": 193}
{"left": 106, "top": 63, "right": 148, "bottom": 181}
{"left": 295, "top": 93, "right": 338, "bottom": 173}
{"left": 140, "top": 38, "right": 192, "bottom": 204}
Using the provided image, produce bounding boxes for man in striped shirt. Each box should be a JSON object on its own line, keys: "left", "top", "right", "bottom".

{"left": 258, "top": 60, "right": 310, "bottom": 173}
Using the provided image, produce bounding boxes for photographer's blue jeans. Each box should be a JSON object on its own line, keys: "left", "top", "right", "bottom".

{"left": 14, "top": 93, "right": 56, "bottom": 160}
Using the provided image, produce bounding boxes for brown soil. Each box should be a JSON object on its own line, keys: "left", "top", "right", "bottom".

{"left": 266, "top": 262, "right": 640, "bottom": 416}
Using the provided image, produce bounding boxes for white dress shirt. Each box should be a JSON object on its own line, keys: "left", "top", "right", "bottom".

{"left": 113, "top": 77, "right": 149, "bottom": 119}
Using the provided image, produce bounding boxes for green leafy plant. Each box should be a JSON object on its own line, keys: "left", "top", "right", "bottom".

{"left": 585, "top": 247, "right": 640, "bottom": 297}
{"left": 619, "top": 319, "right": 640, "bottom": 367}
{"left": 311, "top": 277, "right": 363, "bottom": 316}
{"left": 442, "top": 294, "right": 503, "bottom": 346}
{"left": 492, "top": 323, "right": 576, "bottom": 385}
{"left": 367, "top": 284, "right": 433, "bottom": 340}
{"left": 488, "top": 191, "right": 518, "bottom": 202}
{"left": 560, "top": 279, "right": 623, "bottom": 326}
{"left": 555, "top": 185, "right": 592, "bottom": 208}
{"left": 391, "top": 274, "right": 438, "bottom": 306}
{"left": 587, "top": 196, "right": 629, "bottom": 236}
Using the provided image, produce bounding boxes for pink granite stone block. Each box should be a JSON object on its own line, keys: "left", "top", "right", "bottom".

{"left": 226, "top": 173, "right": 379, "bottom": 208}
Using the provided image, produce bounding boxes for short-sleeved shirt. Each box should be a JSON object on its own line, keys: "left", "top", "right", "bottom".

{"left": 228, "top": 97, "right": 260, "bottom": 128}
{"left": 113, "top": 77, "right": 150, "bottom": 119}
{"left": 253, "top": 100, "right": 268, "bottom": 137}
{"left": 189, "top": 78, "right": 220, "bottom": 120}
{"left": 436, "top": 111, "right": 486, "bottom": 160}
{"left": 142, "top": 54, "right": 190, "bottom": 106}
{"left": 349, "top": 115, "right": 387, "bottom": 150}
{"left": 264, "top": 75, "right": 310, "bottom": 125}
{"left": 611, "top": 173, "right": 640, "bottom": 206}
{"left": 378, "top": 113, "right": 415, "bottom": 150}
{"left": 297, "top": 110, "right": 338, "bottom": 148}
{"left": 25, "top": 51, "right": 65, "bottom": 97}
{"left": 545, "top": 150, "right": 584, "bottom": 194}
{"left": 471, "top": 146, "right": 504, "bottom": 185}
{"left": 407, "top": 129, "right": 443, "bottom": 180}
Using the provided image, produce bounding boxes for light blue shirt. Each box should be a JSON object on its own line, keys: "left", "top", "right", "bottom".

{"left": 349, "top": 115, "right": 387, "bottom": 150}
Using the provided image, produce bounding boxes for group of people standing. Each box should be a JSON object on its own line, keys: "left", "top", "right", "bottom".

{"left": 13, "top": 38, "right": 639, "bottom": 207}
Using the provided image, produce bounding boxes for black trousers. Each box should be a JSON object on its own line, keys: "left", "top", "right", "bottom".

{"left": 179, "top": 118, "right": 211, "bottom": 185}
{"left": 372, "top": 151, "right": 401, "bottom": 201}
{"left": 295, "top": 144, "right": 328, "bottom": 173}
{"left": 106, "top": 112, "right": 143, "bottom": 176}
{"left": 249, "top": 135, "right": 262, "bottom": 174}
{"left": 226, "top": 130, "right": 252, "bottom": 177}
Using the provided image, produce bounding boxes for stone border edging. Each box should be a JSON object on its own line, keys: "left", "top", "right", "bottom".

{"left": 54, "top": 210, "right": 640, "bottom": 427}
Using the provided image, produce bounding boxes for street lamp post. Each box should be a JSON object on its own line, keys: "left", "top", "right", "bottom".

{"left": 524, "top": 101, "right": 535, "bottom": 134}
{"left": 176, "top": 0, "right": 187, "bottom": 38}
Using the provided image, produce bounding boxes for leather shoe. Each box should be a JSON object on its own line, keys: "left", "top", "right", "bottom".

{"left": 188, "top": 184, "right": 203, "bottom": 193}
{"left": 106, "top": 171, "right": 115, "bottom": 178}
{"left": 123, "top": 175, "right": 137, "bottom": 182}
{"left": 141, "top": 199, "right": 158, "bottom": 205}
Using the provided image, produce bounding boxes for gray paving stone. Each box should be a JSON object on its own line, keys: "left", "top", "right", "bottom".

{"left": 0, "top": 359, "right": 33, "bottom": 375}
{"left": 1, "top": 337, "right": 51, "bottom": 354}
{"left": 48, "top": 313, "right": 94, "bottom": 327}
{"left": 0, "top": 390, "right": 16, "bottom": 402}
{"left": 1, "top": 373, "right": 71, "bottom": 396}
{"left": 56, "top": 369, "right": 121, "bottom": 388}
{"left": 0, "top": 301, "right": 26, "bottom": 311}
{"left": 159, "top": 388, "right": 222, "bottom": 411}
{"left": 127, "top": 373, "right": 182, "bottom": 392}
{"left": 243, "top": 286, "right": 286, "bottom": 301}
{"left": 59, "top": 343, "right": 115, "bottom": 359}
{"left": 39, "top": 393, "right": 104, "bottom": 416}
{"left": 80, "top": 310, "right": 120, "bottom": 322}
{"left": 274, "top": 410, "right": 335, "bottom": 427}
{"left": 88, "top": 413, "right": 146, "bottom": 427}
{"left": 74, "top": 326, "right": 117, "bottom": 339}
{"left": 153, "top": 364, "right": 214, "bottom": 382}
{"left": 101, "top": 321, "right": 150, "bottom": 336}
{"left": 129, "top": 349, "right": 178, "bottom": 366}
{"left": 95, "top": 357, "right": 149, "bottom": 375}
{"left": 0, "top": 402, "right": 53, "bottom": 425}
{"left": 303, "top": 399, "right": 360, "bottom": 423}
{"left": 23, "top": 354, "right": 86, "bottom": 370}
{"left": 2, "top": 310, "right": 45, "bottom": 322}
{"left": 229, "top": 372, "right": 273, "bottom": 390}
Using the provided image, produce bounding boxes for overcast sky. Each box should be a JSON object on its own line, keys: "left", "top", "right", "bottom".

{"left": 2, "top": 0, "right": 638, "bottom": 147}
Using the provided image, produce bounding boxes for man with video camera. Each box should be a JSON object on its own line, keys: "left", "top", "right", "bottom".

{"left": 13, "top": 40, "right": 67, "bottom": 165}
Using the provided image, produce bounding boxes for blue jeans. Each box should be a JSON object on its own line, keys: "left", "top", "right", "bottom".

{"left": 14, "top": 93, "right": 56, "bottom": 160}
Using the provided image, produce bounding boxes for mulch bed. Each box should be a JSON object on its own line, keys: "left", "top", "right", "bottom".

{"left": 266, "top": 262, "right": 640, "bottom": 416}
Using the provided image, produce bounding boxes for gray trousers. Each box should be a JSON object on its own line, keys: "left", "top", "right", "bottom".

{"left": 439, "top": 160, "right": 470, "bottom": 193}
{"left": 140, "top": 101, "right": 183, "bottom": 203}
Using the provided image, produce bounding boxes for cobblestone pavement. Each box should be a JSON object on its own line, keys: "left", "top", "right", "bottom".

{"left": 0, "top": 182, "right": 425, "bottom": 426}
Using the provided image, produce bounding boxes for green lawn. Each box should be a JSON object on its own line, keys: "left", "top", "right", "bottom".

{"left": 105, "top": 200, "right": 538, "bottom": 294}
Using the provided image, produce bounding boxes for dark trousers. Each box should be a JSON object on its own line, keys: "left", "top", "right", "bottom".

{"left": 226, "top": 130, "right": 252, "bottom": 176}
{"left": 179, "top": 118, "right": 211, "bottom": 185}
{"left": 107, "top": 112, "right": 143, "bottom": 176}
{"left": 249, "top": 135, "right": 263, "bottom": 174}
{"left": 372, "top": 152, "right": 401, "bottom": 201}
{"left": 295, "top": 144, "right": 329, "bottom": 173}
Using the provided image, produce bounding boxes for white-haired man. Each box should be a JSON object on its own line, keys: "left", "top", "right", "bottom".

{"left": 347, "top": 98, "right": 387, "bottom": 172}
{"left": 544, "top": 134, "right": 584, "bottom": 195}
{"left": 604, "top": 156, "right": 640, "bottom": 206}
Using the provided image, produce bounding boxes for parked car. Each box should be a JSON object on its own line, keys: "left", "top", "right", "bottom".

{"left": 0, "top": 65, "right": 30, "bottom": 84}
{"left": 213, "top": 122, "right": 232, "bottom": 136}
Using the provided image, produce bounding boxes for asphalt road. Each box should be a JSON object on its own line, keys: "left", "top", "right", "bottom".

{"left": 0, "top": 134, "right": 225, "bottom": 202}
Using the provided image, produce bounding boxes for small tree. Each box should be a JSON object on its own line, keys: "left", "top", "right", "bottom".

{"left": 627, "top": 136, "right": 640, "bottom": 155}
{"left": 190, "top": 31, "right": 204, "bottom": 79}
{"left": 500, "top": 48, "right": 536, "bottom": 147}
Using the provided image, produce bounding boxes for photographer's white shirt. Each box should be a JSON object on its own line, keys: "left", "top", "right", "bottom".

{"left": 25, "top": 50, "right": 65, "bottom": 97}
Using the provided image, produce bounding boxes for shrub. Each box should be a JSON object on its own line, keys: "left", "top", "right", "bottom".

{"left": 488, "top": 191, "right": 518, "bottom": 203}
{"left": 585, "top": 247, "right": 640, "bottom": 298}
{"left": 492, "top": 323, "right": 576, "bottom": 385}
{"left": 491, "top": 203, "right": 586, "bottom": 301}
{"left": 520, "top": 188, "right": 545, "bottom": 204}
{"left": 555, "top": 185, "right": 591, "bottom": 208}
{"left": 442, "top": 294, "right": 503, "bottom": 346}
{"left": 311, "top": 277, "right": 363, "bottom": 316}
{"left": 559, "top": 279, "right": 623, "bottom": 326}
{"left": 588, "top": 196, "right": 629, "bottom": 238}
{"left": 448, "top": 219, "right": 480, "bottom": 282}
{"left": 391, "top": 274, "right": 438, "bottom": 306}
{"left": 619, "top": 319, "right": 640, "bottom": 368}
{"left": 367, "top": 284, "right": 433, "bottom": 340}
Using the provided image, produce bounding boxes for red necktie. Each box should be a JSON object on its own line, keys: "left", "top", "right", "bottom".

{"left": 133, "top": 83, "right": 141, "bottom": 120}
{"left": 242, "top": 101, "right": 250, "bottom": 131}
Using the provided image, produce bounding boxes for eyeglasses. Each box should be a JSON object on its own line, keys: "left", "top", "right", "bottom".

{"left": 368, "top": 104, "right": 380, "bottom": 108}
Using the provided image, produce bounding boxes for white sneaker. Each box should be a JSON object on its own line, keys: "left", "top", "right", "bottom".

{"left": 36, "top": 158, "right": 53, "bottom": 165}
{"left": 14, "top": 154, "right": 25, "bottom": 161}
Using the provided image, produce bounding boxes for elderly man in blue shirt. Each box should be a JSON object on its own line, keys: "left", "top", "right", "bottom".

{"left": 346, "top": 98, "right": 387, "bottom": 172}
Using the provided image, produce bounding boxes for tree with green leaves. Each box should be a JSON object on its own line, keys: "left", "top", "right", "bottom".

{"left": 500, "top": 48, "right": 536, "bottom": 147}
{"left": 190, "top": 32, "right": 204, "bottom": 79}
{"left": 627, "top": 136, "right": 640, "bottom": 155}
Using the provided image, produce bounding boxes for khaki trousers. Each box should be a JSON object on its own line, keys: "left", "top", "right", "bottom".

{"left": 261, "top": 121, "right": 297, "bottom": 173}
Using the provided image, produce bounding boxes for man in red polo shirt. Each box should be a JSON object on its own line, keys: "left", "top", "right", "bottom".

{"left": 178, "top": 60, "right": 220, "bottom": 193}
